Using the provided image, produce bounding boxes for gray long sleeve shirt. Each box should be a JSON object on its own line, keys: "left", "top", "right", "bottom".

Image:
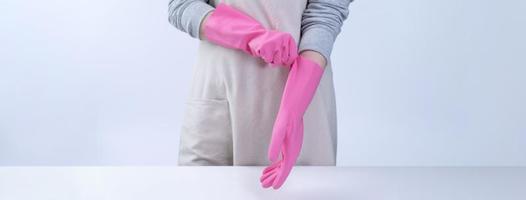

{"left": 168, "top": 0, "right": 352, "bottom": 61}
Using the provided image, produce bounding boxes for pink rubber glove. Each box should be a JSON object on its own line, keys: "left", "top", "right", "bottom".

{"left": 260, "top": 55, "right": 324, "bottom": 189}
{"left": 204, "top": 3, "right": 298, "bottom": 66}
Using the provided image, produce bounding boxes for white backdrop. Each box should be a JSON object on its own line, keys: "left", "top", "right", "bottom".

{"left": 1, "top": 0, "right": 525, "bottom": 166}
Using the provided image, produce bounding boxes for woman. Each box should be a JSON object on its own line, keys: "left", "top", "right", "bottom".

{"left": 168, "top": 0, "right": 352, "bottom": 189}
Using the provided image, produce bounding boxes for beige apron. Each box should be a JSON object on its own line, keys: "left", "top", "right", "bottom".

{"left": 178, "top": 0, "right": 337, "bottom": 166}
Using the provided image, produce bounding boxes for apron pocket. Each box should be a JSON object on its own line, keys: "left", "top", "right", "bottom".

{"left": 178, "top": 99, "right": 233, "bottom": 165}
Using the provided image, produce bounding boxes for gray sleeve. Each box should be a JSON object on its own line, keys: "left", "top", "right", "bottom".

{"left": 168, "top": 0, "right": 214, "bottom": 39}
{"left": 299, "top": 0, "right": 353, "bottom": 61}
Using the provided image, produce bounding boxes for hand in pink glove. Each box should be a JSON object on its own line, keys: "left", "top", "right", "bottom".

{"left": 260, "top": 55, "right": 324, "bottom": 189}
{"left": 203, "top": 3, "right": 297, "bottom": 66}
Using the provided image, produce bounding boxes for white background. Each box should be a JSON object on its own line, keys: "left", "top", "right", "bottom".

{"left": 1, "top": 0, "right": 525, "bottom": 166}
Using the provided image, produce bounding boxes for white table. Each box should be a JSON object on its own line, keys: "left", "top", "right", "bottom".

{"left": 0, "top": 167, "right": 524, "bottom": 200}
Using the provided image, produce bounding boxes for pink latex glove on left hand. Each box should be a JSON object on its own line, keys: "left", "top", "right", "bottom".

{"left": 260, "top": 55, "right": 324, "bottom": 189}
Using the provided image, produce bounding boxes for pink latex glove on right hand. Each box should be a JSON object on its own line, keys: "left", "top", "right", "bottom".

{"left": 260, "top": 55, "right": 324, "bottom": 189}
{"left": 203, "top": 3, "right": 298, "bottom": 66}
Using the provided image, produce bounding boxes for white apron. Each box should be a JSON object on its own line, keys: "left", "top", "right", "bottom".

{"left": 178, "top": 0, "right": 337, "bottom": 166}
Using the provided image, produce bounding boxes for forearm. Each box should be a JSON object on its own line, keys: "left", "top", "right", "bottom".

{"left": 168, "top": 0, "right": 214, "bottom": 39}
{"left": 299, "top": 0, "right": 353, "bottom": 66}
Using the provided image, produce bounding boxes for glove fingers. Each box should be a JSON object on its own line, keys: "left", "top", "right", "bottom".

{"left": 260, "top": 167, "right": 278, "bottom": 183}
{"left": 251, "top": 33, "right": 274, "bottom": 63}
{"left": 280, "top": 41, "right": 289, "bottom": 66}
{"left": 272, "top": 119, "right": 302, "bottom": 190}
{"left": 271, "top": 156, "right": 294, "bottom": 189}
{"left": 271, "top": 49, "right": 280, "bottom": 65}
{"left": 259, "top": 32, "right": 279, "bottom": 65}
{"left": 261, "top": 50, "right": 273, "bottom": 64}
{"left": 261, "top": 172, "right": 278, "bottom": 188}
